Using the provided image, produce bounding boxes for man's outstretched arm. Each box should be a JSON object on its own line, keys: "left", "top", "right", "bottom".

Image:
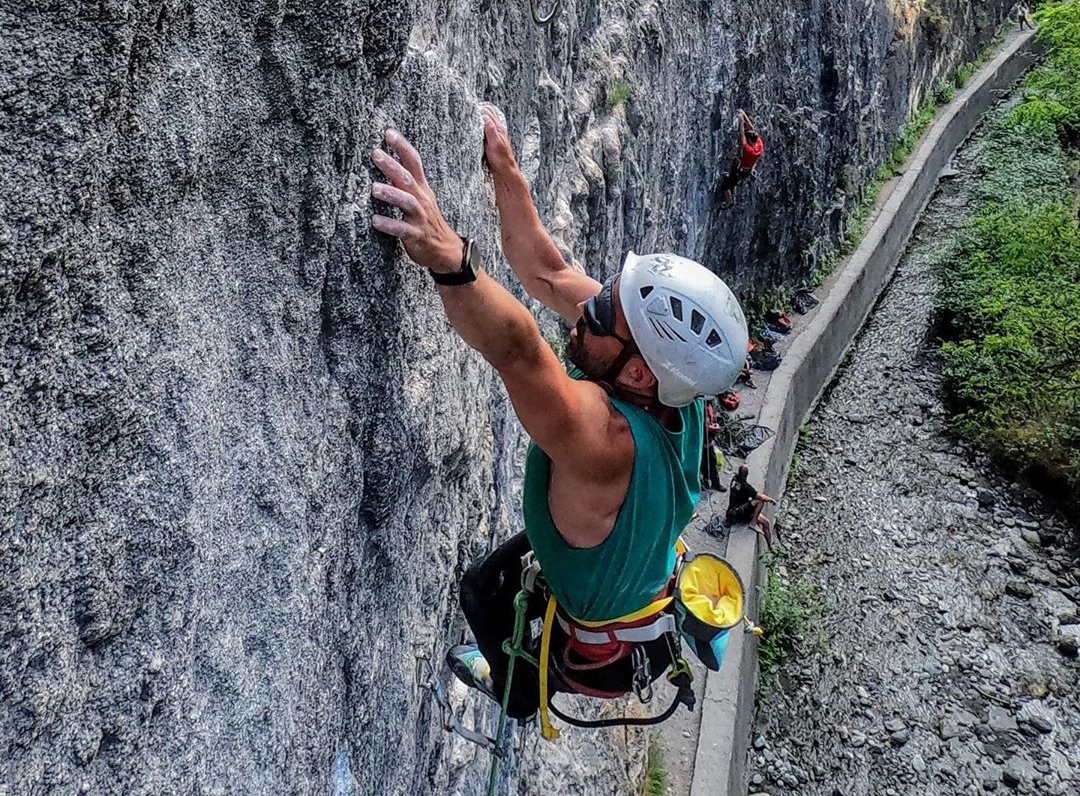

{"left": 369, "top": 129, "right": 626, "bottom": 471}
{"left": 481, "top": 108, "right": 602, "bottom": 324}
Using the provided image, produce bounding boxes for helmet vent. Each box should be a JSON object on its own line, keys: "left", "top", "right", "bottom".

{"left": 649, "top": 318, "right": 687, "bottom": 342}
{"left": 705, "top": 329, "right": 722, "bottom": 348}
{"left": 690, "top": 310, "right": 705, "bottom": 334}
{"left": 639, "top": 286, "right": 654, "bottom": 299}
{"left": 669, "top": 297, "right": 683, "bottom": 321}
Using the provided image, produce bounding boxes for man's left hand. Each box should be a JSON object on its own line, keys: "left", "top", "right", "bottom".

{"left": 371, "top": 129, "right": 464, "bottom": 274}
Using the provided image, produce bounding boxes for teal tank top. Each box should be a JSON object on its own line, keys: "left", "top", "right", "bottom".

{"left": 522, "top": 393, "right": 703, "bottom": 622}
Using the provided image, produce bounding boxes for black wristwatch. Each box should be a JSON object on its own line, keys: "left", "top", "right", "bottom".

{"left": 430, "top": 236, "right": 481, "bottom": 286}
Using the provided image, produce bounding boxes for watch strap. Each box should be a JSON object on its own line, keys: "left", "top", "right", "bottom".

{"left": 430, "top": 237, "right": 478, "bottom": 286}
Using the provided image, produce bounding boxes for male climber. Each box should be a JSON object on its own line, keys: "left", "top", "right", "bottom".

{"left": 719, "top": 109, "right": 764, "bottom": 207}
{"left": 370, "top": 107, "right": 748, "bottom": 719}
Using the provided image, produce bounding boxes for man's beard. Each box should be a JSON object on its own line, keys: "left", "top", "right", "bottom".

{"left": 567, "top": 317, "right": 608, "bottom": 381}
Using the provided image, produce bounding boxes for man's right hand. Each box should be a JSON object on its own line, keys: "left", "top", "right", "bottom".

{"left": 481, "top": 104, "right": 517, "bottom": 177}
{"left": 371, "top": 130, "right": 464, "bottom": 276}
{"left": 477, "top": 102, "right": 602, "bottom": 324}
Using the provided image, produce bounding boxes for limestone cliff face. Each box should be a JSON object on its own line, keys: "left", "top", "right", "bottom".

{"left": 0, "top": 1, "right": 1009, "bottom": 794}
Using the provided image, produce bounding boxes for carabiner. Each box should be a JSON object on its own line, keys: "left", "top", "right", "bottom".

{"left": 531, "top": 0, "right": 559, "bottom": 25}
{"left": 631, "top": 646, "right": 654, "bottom": 704}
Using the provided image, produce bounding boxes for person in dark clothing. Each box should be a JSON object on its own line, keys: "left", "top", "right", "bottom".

{"left": 720, "top": 109, "right": 764, "bottom": 207}
{"left": 1014, "top": 3, "right": 1034, "bottom": 30}
{"left": 725, "top": 464, "right": 776, "bottom": 550}
{"left": 458, "top": 533, "right": 678, "bottom": 718}
{"left": 699, "top": 399, "right": 725, "bottom": 492}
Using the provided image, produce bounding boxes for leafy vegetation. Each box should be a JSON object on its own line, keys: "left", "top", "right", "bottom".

{"left": 642, "top": 739, "right": 666, "bottom": 796}
{"left": 954, "top": 30, "right": 1007, "bottom": 90}
{"left": 758, "top": 568, "right": 825, "bottom": 679}
{"left": 786, "top": 424, "right": 814, "bottom": 488}
{"left": 607, "top": 80, "right": 632, "bottom": 110}
{"left": 934, "top": 81, "right": 957, "bottom": 105}
{"left": 740, "top": 285, "right": 792, "bottom": 337}
{"left": 1008, "top": 1, "right": 1080, "bottom": 141}
{"left": 832, "top": 29, "right": 1009, "bottom": 262}
{"left": 837, "top": 100, "right": 942, "bottom": 254}
{"left": 955, "top": 61, "right": 978, "bottom": 89}
{"left": 935, "top": 1, "right": 1080, "bottom": 510}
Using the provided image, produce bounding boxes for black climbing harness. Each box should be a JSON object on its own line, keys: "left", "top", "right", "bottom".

{"left": 547, "top": 632, "right": 696, "bottom": 730}
{"left": 417, "top": 543, "right": 760, "bottom": 795}
{"left": 416, "top": 561, "right": 696, "bottom": 795}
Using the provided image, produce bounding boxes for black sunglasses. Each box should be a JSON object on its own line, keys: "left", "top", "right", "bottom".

{"left": 580, "top": 276, "right": 641, "bottom": 386}
{"left": 583, "top": 276, "right": 626, "bottom": 340}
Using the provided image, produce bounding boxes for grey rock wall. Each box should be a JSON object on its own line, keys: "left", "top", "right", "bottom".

{"left": 0, "top": 1, "right": 1010, "bottom": 794}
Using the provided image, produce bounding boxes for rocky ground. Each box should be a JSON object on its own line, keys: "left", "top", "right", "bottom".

{"left": 746, "top": 109, "right": 1080, "bottom": 796}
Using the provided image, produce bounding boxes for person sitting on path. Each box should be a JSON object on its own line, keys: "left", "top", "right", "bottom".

{"left": 369, "top": 105, "right": 749, "bottom": 720}
{"left": 726, "top": 464, "right": 776, "bottom": 550}
{"left": 720, "top": 109, "right": 764, "bottom": 208}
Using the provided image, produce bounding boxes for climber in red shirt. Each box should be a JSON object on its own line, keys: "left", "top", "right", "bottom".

{"left": 720, "top": 109, "right": 764, "bottom": 207}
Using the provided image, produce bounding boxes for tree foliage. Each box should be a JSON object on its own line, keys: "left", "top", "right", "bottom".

{"left": 936, "top": 2, "right": 1080, "bottom": 506}
{"left": 1008, "top": 1, "right": 1080, "bottom": 141}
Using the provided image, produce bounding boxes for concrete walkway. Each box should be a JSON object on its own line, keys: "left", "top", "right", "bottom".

{"left": 675, "top": 28, "right": 1042, "bottom": 796}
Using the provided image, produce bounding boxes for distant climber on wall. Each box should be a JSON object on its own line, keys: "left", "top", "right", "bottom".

{"left": 726, "top": 464, "right": 776, "bottom": 551}
{"left": 369, "top": 106, "right": 748, "bottom": 719}
{"left": 719, "top": 109, "right": 764, "bottom": 208}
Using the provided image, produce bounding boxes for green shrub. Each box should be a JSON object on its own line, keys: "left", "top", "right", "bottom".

{"left": 937, "top": 204, "right": 1080, "bottom": 499}
{"left": 1009, "top": 1, "right": 1080, "bottom": 141}
{"left": 934, "top": 81, "right": 957, "bottom": 105}
{"left": 888, "top": 104, "right": 937, "bottom": 171}
{"left": 812, "top": 247, "right": 838, "bottom": 286}
{"left": 935, "top": 4, "right": 1080, "bottom": 511}
{"left": 758, "top": 571, "right": 825, "bottom": 675}
{"left": 955, "top": 61, "right": 977, "bottom": 88}
{"left": 814, "top": 29, "right": 1026, "bottom": 299}
{"left": 643, "top": 740, "right": 666, "bottom": 796}
{"left": 839, "top": 172, "right": 888, "bottom": 255}
{"left": 607, "top": 80, "right": 632, "bottom": 109}
{"left": 972, "top": 123, "right": 1071, "bottom": 208}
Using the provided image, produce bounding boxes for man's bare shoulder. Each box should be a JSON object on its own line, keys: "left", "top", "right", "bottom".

{"left": 539, "top": 377, "right": 635, "bottom": 475}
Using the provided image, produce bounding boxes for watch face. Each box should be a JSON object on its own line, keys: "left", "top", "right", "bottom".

{"left": 466, "top": 239, "right": 481, "bottom": 271}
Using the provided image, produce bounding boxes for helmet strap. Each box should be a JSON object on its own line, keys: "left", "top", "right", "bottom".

{"left": 596, "top": 339, "right": 639, "bottom": 392}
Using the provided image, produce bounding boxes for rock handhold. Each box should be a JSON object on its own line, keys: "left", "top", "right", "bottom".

{"left": 1005, "top": 581, "right": 1034, "bottom": 599}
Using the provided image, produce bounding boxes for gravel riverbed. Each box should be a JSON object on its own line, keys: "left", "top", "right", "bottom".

{"left": 746, "top": 113, "right": 1080, "bottom": 796}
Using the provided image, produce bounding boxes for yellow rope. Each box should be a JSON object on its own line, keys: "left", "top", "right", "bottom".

{"left": 538, "top": 595, "right": 561, "bottom": 741}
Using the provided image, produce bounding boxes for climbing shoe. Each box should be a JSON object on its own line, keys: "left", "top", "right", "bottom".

{"left": 446, "top": 644, "right": 497, "bottom": 702}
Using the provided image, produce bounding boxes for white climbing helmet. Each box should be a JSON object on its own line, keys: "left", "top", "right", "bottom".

{"left": 618, "top": 251, "right": 749, "bottom": 407}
